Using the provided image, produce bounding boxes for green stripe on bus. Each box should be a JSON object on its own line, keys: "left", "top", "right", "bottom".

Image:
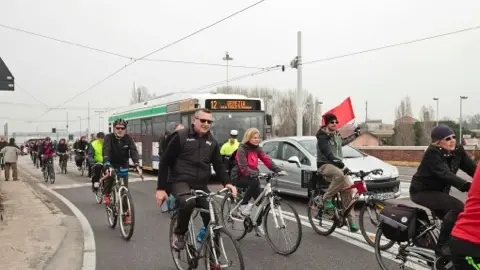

{"left": 108, "top": 105, "right": 167, "bottom": 122}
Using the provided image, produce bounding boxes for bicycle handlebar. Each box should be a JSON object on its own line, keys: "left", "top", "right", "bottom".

{"left": 179, "top": 187, "right": 231, "bottom": 202}
{"left": 346, "top": 169, "right": 383, "bottom": 179}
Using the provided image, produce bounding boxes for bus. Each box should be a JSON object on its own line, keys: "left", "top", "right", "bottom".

{"left": 106, "top": 92, "right": 272, "bottom": 171}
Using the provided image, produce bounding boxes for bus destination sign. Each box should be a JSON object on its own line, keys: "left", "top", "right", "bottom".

{"left": 205, "top": 99, "right": 261, "bottom": 110}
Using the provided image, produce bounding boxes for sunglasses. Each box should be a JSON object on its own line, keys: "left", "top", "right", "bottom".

{"left": 115, "top": 126, "right": 126, "bottom": 130}
{"left": 329, "top": 120, "right": 339, "bottom": 124}
{"left": 444, "top": 135, "right": 456, "bottom": 141}
{"left": 197, "top": 118, "right": 213, "bottom": 124}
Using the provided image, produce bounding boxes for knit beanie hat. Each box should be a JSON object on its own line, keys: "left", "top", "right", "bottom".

{"left": 431, "top": 124, "right": 454, "bottom": 142}
{"left": 323, "top": 113, "right": 338, "bottom": 125}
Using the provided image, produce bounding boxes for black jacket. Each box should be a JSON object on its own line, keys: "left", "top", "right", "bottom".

{"left": 103, "top": 133, "right": 139, "bottom": 167}
{"left": 74, "top": 141, "right": 88, "bottom": 152}
{"left": 56, "top": 143, "right": 68, "bottom": 153}
{"left": 410, "top": 145, "right": 476, "bottom": 193}
{"left": 157, "top": 126, "right": 230, "bottom": 190}
{"left": 315, "top": 127, "right": 356, "bottom": 168}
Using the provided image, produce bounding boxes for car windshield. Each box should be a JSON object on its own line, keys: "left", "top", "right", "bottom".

{"left": 298, "top": 139, "right": 366, "bottom": 158}
{"left": 210, "top": 111, "right": 265, "bottom": 144}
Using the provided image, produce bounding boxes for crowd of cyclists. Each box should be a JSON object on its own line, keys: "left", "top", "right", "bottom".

{"left": 9, "top": 107, "right": 480, "bottom": 269}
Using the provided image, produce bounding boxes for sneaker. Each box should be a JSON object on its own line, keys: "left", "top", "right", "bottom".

{"left": 123, "top": 215, "right": 131, "bottom": 225}
{"left": 254, "top": 225, "right": 265, "bottom": 237}
{"left": 349, "top": 222, "right": 359, "bottom": 233}
{"left": 239, "top": 203, "right": 254, "bottom": 216}
{"left": 323, "top": 200, "right": 335, "bottom": 211}
{"left": 171, "top": 233, "right": 186, "bottom": 251}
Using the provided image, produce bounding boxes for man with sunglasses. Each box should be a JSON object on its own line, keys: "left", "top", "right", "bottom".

{"left": 155, "top": 108, "right": 237, "bottom": 251}
{"left": 316, "top": 113, "right": 361, "bottom": 232}
{"left": 102, "top": 119, "right": 140, "bottom": 223}
{"left": 410, "top": 124, "right": 476, "bottom": 255}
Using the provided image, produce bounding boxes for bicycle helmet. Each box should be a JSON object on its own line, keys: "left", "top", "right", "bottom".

{"left": 113, "top": 118, "right": 128, "bottom": 127}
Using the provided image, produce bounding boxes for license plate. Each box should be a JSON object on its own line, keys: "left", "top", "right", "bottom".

{"left": 373, "top": 192, "right": 395, "bottom": 201}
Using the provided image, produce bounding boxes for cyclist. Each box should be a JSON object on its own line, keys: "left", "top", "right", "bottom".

{"left": 39, "top": 137, "right": 55, "bottom": 172}
{"left": 316, "top": 113, "right": 361, "bottom": 232}
{"left": 230, "top": 127, "right": 285, "bottom": 236}
{"left": 102, "top": 119, "right": 140, "bottom": 225}
{"left": 410, "top": 124, "right": 475, "bottom": 255}
{"left": 56, "top": 138, "right": 68, "bottom": 167}
{"left": 88, "top": 132, "right": 105, "bottom": 191}
{"left": 86, "top": 134, "right": 97, "bottom": 178}
{"left": 155, "top": 108, "right": 237, "bottom": 251}
{"left": 220, "top": 130, "right": 239, "bottom": 156}
{"left": 449, "top": 165, "right": 480, "bottom": 269}
{"left": 73, "top": 136, "right": 88, "bottom": 171}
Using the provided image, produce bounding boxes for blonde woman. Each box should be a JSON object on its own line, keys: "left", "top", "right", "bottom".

{"left": 230, "top": 128, "right": 286, "bottom": 236}
{"left": 409, "top": 124, "right": 476, "bottom": 255}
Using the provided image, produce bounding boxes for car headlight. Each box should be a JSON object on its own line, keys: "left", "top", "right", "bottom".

{"left": 391, "top": 167, "right": 399, "bottom": 178}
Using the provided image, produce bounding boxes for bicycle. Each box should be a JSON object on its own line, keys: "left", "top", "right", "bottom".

{"left": 221, "top": 172, "right": 303, "bottom": 256}
{"left": 42, "top": 157, "right": 55, "bottom": 184}
{"left": 102, "top": 166, "right": 142, "bottom": 241}
{"left": 75, "top": 150, "right": 86, "bottom": 176}
{"left": 304, "top": 168, "right": 396, "bottom": 249}
{"left": 169, "top": 188, "right": 245, "bottom": 270}
{"left": 93, "top": 163, "right": 105, "bottom": 204}
{"left": 375, "top": 206, "right": 445, "bottom": 270}
{"left": 58, "top": 153, "right": 68, "bottom": 174}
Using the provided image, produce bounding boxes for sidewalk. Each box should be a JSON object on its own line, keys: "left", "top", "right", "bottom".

{"left": 0, "top": 171, "right": 70, "bottom": 270}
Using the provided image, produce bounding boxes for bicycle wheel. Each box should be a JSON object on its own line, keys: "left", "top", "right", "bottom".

{"left": 119, "top": 188, "right": 135, "bottom": 241}
{"left": 106, "top": 189, "right": 118, "bottom": 229}
{"left": 43, "top": 167, "right": 48, "bottom": 182}
{"left": 359, "top": 199, "right": 395, "bottom": 250}
{"left": 264, "top": 200, "right": 302, "bottom": 256}
{"left": 220, "top": 193, "right": 248, "bottom": 241}
{"left": 95, "top": 181, "right": 103, "bottom": 204}
{"left": 307, "top": 193, "right": 337, "bottom": 236}
{"left": 169, "top": 213, "right": 196, "bottom": 270}
{"left": 204, "top": 227, "right": 245, "bottom": 270}
{"left": 81, "top": 161, "right": 85, "bottom": 176}
{"left": 49, "top": 164, "right": 55, "bottom": 184}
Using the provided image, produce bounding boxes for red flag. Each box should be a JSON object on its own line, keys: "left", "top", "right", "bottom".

{"left": 321, "top": 97, "right": 355, "bottom": 128}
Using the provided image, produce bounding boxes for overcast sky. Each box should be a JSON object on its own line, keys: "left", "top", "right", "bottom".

{"left": 1, "top": 0, "right": 479, "bottom": 134}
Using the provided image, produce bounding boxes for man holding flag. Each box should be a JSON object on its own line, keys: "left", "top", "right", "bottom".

{"left": 316, "top": 97, "right": 361, "bottom": 232}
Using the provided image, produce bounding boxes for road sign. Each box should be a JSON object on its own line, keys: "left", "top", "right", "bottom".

{"left": 0, "top": 57, "right": 14, "bottom": 91}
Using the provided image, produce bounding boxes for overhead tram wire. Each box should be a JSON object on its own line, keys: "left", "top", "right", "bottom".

{"left": 0, "top": 23, "right": 134, "bottom": 60}
{"left": 0, "top": 23, "right": 263, "bottom": 70}
{"left": 36, "top": 0, "right": 268, "bottom": 118}
{"left": 303, "top": 25, "right": 480, "bottom": 66}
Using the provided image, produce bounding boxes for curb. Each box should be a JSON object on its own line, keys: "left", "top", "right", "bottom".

{"left": 17, "top": 161, "right": 96, "bottom": 270}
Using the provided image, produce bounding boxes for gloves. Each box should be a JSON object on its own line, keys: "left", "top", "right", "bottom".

{"left": 459, "top": 182, "right": 471, "bottom": 193}
{"left": 332, "top": 160, "right": 346, "bottom": 170}
{"left": 354, "top": 127, "right": 361, "bottom": 137}
{"left": 342, "top": 167, "right": 351, "bottom": 175}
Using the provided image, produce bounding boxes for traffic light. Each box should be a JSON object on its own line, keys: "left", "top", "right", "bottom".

{"left": 52, "top": 128, "right": 56, "bottom": 133}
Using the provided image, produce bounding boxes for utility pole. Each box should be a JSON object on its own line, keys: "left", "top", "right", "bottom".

{"left": 460, "top": 96, "right": 468, "bottom": 144}
{"left": 433, "top": 97, "right": 439, "bottom": 126}
{"left": 223, "top": 52, "right": 233, "bottom": 91}
{"left": 290, "top": 31, "right": 303, "bottom": 136}
{"left": 365, "top": 101, "right": 368, "bottom": 131}
{"left": 78, "top": 116, "right": 82, "bottom": 137}
{"left": 66, "top": 111, "right": 69, "bottom": 133}
{"left": 87, "top": 102, "right": 90, "bottom": 136}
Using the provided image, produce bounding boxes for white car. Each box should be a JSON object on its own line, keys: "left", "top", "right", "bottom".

{"left": 258, "top": 136, "right": 401, "bottom": 200}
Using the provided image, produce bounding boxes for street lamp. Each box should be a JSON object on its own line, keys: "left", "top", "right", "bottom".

{"left": 78, "top": 116, "right": 82, "bottom": 137}
{"left": 222, "top": 52, "right": 233, "bottom": 91}
{"left": 459, "top": 96, "right": 468, "bottom": 143}
{"left": 433, "top": 97, "right": 439, "bottom": 126}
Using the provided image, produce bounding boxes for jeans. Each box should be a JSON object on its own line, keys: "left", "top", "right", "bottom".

{"left": 171, "top": 182, "right": 210, "bottom": 235}
{"left": 318, "top": 163, "right": 355, "bottom": 221}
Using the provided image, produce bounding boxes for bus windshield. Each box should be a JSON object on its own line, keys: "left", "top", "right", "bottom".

{"left": 210, "top": 111, "right": 265, "bottom": 144}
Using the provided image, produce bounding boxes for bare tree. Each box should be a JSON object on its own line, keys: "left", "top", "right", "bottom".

{"left": 467, "top": 114, "right": 480, "bottom": 129}
{"left": 130, "top": 85, "right": 155, "bottom": 104}
{"left": 417, "top": 105, "right": 435, "bottom": 145}
{"left": 392, "top": 96, "right": 415, "bottom": 145}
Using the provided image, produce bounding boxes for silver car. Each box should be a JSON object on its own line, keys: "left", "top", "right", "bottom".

{"left": 258, "top": 136, "right": 401, "bottom": 200}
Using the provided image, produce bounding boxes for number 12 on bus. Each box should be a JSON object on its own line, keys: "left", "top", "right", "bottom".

{"left": 106, "top": 93, "right": 273, "bottom": 171}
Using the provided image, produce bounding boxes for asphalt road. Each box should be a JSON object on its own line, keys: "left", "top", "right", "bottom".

{"left": 18, "top": 157, "right": 472, "bottom": 270}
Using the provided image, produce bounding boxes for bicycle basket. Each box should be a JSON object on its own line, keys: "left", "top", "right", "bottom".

{"left": 301, "top": 170, "right": 328, "bottom": 189}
